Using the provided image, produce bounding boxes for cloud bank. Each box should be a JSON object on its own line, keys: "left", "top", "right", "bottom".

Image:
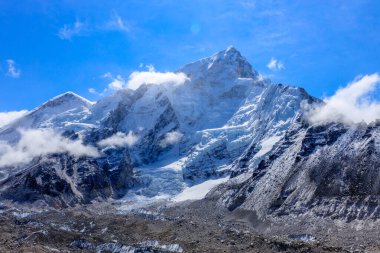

{"left": 0, "top": 128, "right": 99, "bottom": 167}
{"left": 160, "top": 130, "right": 183, "bottom": 148}
{"left": 98, "top": 131, "right": 138, "bottom": 148}
{"left": 306, "top": 73, "right": 380, "bottom": 124}
{"left": 0, "top": 110, "right": 28, "bottom": 128}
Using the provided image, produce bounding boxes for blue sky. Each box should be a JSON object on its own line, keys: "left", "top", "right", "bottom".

{"left": 0, "top": 0, "right": 380, "bottom": 111}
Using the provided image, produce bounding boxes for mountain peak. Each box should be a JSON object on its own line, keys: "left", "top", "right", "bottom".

{"left": 52, "top": 91, "right": 93, "bottom": 104}
{"left": 210, "top": 46, "right": 245, "bottom": 65}
{"left": 37, "top": 91, "right": 94, "bottom": 111}
{"left": 54, "top": 91, "right": 92, "bottom": 102}
{"left": 219, "top": 45, "right": 240, "bottom": 57}
{"left": 226, "top": 45, "right": 237, "bottom": 51}
{"left": 180, "top": 46, "right": 257, "bottom": 80}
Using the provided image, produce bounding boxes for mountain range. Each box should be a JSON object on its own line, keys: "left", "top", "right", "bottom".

{"left": 0, "top": 47, "right": 378, "bottom": 222}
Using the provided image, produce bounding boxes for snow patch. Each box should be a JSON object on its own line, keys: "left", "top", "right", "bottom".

{"left": 172, "top": 177, "right": 229, "bottom": 202}
{"left": 254, "top": 135, "right": 283, "bottom": 158}
{"left": 161, "top": 159, "right": 185, "bottom": 172}
{"left": 288, "top": 234, "right": 316, "bottom": 242}
{"left": 12, "top": 211, "right": 32, "bottom": 218}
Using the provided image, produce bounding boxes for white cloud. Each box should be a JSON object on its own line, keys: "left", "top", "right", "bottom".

{"left": 6, "top": 59, "right": 21, "bottom": 78}
{"left": 108, "top": 75, "right": 126, "bottom": 90}
{"left": 101, "top": 73, "right": 127, "bottom": 91}
{"left": 267, "top": 57, "right": 284, "bottom": 71}
{"left": 146, "top": 64, "right": 155, "bottom": 72}
{"left": 0, "top": 128, "right": 99, "bottom": 167}
{"left": 58, "top": 20, "right": 86, "bottom": 40}
{"left": 97, "top": 131, "right": 138, "bottom": 148}
{"left": 98, "top": 67, "right": 189, "bottom": 93}
{"left": 238, "top": 0, "right": 256, "bottom": 9}
{"left": 160, "top": 130, "right": 184, "bottom": 148}
{"left": 88, "top": 88, "right": 98, "bottom": 94}
{"left": 306, "top": 73, "right": 380, "bottom": 124}
{"left": 0, "top": 110, "right": 28, "bottom": 128}
{"left": 92, "top": 73, "right": 127, "bottom": 96}
{"left": 127, "top": 67, "right": 189, "bottom": 90}
{"left": 102, "top": 72, "right": 112, "bottom": 78}
{"left": 104, "top": 13, "right": 130, "bottom": 33}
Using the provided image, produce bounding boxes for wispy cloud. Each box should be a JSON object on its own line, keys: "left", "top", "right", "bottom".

{"left": 108, "top": 75, "right": 127, "bottom": 90}
{"left": 58, "top": 14, "right": 130, "bottom": 41}
{"left": 0, "top": 110, "right": 28, "bottom": 128}
{"left": 103, "top": 73, "right": 127, "bottom": 91}
{"left": 98, "top": 131, "right": 138, "bottom": 148}
{"left": 306, "top": 73, "right": 380, "bottom": 124}
{"left": 89, "top": 73, "right": 128, "bottom": 96}
{"left": 0, "top": 128, "right": 99, "bottom": 167}
{"left": 88, "top": 88, "right": 98, "bottom": 95}
{"left": 159, "top": 130, "right": 183, "bottom": 148}
{"left": 258, "top": 9, "right": 286, "bottom": 17}
{"left": 237, "top": 0, "right": 256, "bottom": 9}
{"left": 266, "top": 57, "right": 284, "bottom": 71}
{"left": 102, "top": 72, "right": 112, "bottom": 78}
{"left": 58, "top": 20, "right": 87, "bottom": 40}
{"left": 6, "top": 59, "right": 21, "bottom": 78}
{"left": 104, "top": 13, "right": 130, "bottom": 33}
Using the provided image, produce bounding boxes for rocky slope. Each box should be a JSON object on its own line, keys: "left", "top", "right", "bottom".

{"left": 210, "top": 118, "right": 380, "bottom": 221}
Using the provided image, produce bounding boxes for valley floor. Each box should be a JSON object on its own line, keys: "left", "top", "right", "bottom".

{"left": 0, "top": 199, "right": 378, "bottom": 253}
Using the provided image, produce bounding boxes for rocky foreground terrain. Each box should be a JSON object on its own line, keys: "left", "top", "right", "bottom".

{"left": 2, "top": 198, "right": 379, "bottom": 253}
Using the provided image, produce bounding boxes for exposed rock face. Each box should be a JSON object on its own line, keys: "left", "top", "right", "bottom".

{"left": 182, "top": 84, "right": 319, "bottom": 181}
{"left": 210, "top": 120, "right": 380, "bottom": 220}
{"left": 1, "top": 149, "right": 134, "bottom": 208}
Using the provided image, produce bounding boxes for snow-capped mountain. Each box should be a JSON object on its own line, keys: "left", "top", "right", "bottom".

{"left": 1, "top": 47, "right": 376, "bottom": 221}
{"left": 0, "top": 92, "right": 94, "bottom": 142}
{"left": 0, "top": 47, "right": 316, "bottom": 207}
